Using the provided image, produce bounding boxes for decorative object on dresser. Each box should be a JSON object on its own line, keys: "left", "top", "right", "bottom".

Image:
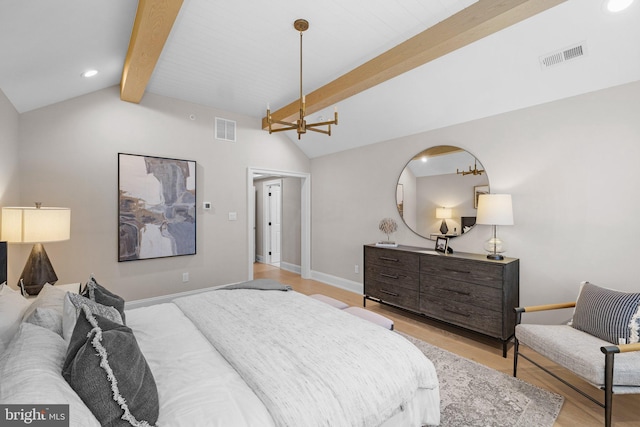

{"left": 364, "top": 244, "right": 519, "bottom": 357}
{"left": 376, "top": 218, "right": 398, "bottom": 247}
{"left": 434, "top": 236, "right": 449, "bottom": 254}
{"left": 1, "top": 203, "right": 71, "bottom": 295}
{"left": 476, "top": 193, "right": 514, "bottom": 260}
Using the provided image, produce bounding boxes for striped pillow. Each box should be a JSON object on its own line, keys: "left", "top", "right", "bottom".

{"left": 570, "top": 281, "right": 640, "bottom": 345}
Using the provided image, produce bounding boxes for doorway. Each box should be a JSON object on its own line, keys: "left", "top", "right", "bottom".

{"left": 263, "top": 179, "right": 282, "bottom": 266}
{"left": 247, "top": 168, "right": 310, "bottom": 280}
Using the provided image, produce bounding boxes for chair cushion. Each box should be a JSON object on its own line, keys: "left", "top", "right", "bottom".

{"left": 570, "top": 281, "right": 640, "bottom": 344}
{"left": 516, "top": 324, "right": 640, "bottom": 391}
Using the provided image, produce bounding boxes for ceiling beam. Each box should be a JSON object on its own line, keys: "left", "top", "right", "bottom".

{"left": 120, "top": 0, "right": 183, "bottom": 103}
{"left": 262, "top": 0, "right": 567, "bottom": 130}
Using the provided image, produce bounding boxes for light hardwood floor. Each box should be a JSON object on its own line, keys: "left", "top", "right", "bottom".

{"left": 254, "top": 263, "right": 640, "bottom": 427}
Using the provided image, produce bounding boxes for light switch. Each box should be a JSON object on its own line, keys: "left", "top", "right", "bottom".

{"left": 228, "top": 212, "right": 237, "bottom": 221}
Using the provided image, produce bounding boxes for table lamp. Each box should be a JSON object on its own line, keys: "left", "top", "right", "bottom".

{"left": 1, "top": 203, "right": 71, "bottom": 295}
{"left": 476, "top": 194, "right": 513, "bottom": 260}
{"left": 435, "top": 207, "right": 452, "bottom": 235}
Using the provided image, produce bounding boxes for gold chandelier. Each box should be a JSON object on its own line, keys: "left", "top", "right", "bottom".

{"left": 266, "top": 19, "right": 338, "bottom": 140}
{"left": 456, "top": 159, "right": 485, "bottom": 176}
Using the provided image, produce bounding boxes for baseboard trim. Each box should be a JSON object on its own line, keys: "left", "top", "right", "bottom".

{"left": 280, "top": 262, "right": 301, "bottom": 274}
{"left": 310, "top": 270, "right": 363, "bottom": 295}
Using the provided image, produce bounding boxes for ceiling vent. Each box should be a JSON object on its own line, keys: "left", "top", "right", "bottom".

{"left": 539, "top": 42, "right": 587, "bottom": 69}
{"left": 215, "top": 117, "right": 236, "bottom": 142}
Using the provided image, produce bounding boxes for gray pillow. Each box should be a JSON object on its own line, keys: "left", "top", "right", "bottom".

{"left": 81, "top": 276, "right": 126, "bottom": 324}
{"left": 62, "top": 306, "right": 158, "bottom": 427}
{"left": 571, "top": 281, "right": 640, "bottom": 344}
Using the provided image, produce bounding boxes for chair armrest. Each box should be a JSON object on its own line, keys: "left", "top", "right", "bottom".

{"left": 515, "top": 301, "right": 576, "bottom": 314}
{"left": 601, "top": 342, "right": 640, "bottom": 354}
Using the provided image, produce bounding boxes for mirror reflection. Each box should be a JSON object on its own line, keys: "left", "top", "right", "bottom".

{"left": 396, "top": 145, "right": 489, "bottom": 240}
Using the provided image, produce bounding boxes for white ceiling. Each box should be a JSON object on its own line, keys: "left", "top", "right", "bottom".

{"left": 1, "top": 0, "right": 639, "bottom": 159}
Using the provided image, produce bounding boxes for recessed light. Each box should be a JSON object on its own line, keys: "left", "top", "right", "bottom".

{"left": 605, "top": 0, "right": 634, "bottom": 12}
{"left": 82, "top": 70, "right": 98, "bottom": 78}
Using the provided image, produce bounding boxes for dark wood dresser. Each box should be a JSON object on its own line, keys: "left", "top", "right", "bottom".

{"left": 364, "top": 244, "right": 519, "bottom": 357}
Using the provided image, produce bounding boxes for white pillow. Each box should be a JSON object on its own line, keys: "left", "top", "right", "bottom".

{"left": 0, "top": 322, "right": 100, "bottom": 426}
{"left": 0, "top": 283, "right": 31, "bottom": 353}
{"left": 21, "top": 283, "right": 68, "bottom": 334}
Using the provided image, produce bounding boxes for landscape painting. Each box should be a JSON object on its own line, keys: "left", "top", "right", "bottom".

{"left": 118, "top": 153, "right": 196, "bottom": 261}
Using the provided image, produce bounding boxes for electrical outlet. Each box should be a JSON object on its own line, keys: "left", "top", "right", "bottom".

{"left": 182, "top": 272, "right": 189, "bottom": 283}
{"left": 355, "top": 264, "right": 359, "bottom": 274}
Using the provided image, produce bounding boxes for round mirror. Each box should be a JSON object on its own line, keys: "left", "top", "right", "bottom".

{"left": 396, "top": 145, "right": 489, "bottom": 240}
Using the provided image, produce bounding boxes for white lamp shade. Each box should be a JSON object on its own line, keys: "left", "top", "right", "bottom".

{"left": 1, "top": 207, "right": 71, "bottom": 243}
{"left": 435, "top": 207, "right": 452, "bottom": 219}
{"left": 476, "top": 194, "right": 513, "bottom": 225}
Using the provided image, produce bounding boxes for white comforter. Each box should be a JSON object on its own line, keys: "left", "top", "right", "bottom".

{"left": 173, "top": 289, "right": 440, "bottom": 427}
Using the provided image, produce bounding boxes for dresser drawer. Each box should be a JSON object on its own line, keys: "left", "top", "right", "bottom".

{"left": 365, "top": 246, "right": 419, "bottom": 272}
{"left": 420, "top": 256, "right": 503, "bottom": 288}
{"left": 365, "top": 279, "right": 419, "bottom": 311}
{"left": 419, "top": 296, "right": 502, "bottom": 337}
{"left": 420, "top": 275, "right": 501, "bottom": 312}
{"left": 365, "top": 264, "right": 419, "bottom": 291}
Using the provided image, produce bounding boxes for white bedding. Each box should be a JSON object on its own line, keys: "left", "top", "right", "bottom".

{"left": 127, "top": 303, "right": 275, "bottom": 427}
{"left": 173, "top": 289, "right": 440, "bottom": 426}
{"left": 1, "top": 287, "right": 440, "bottom": 427}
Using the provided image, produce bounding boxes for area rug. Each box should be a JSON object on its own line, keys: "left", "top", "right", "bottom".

{"left": 398, "top": 332, "right": 564, "bottom": 427}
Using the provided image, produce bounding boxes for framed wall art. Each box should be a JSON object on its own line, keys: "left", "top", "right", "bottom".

{"left": 118, "top": 153, "right": 196, "bottom": 261}
{"left": 474, "top": 185, "right": 489, "bottom": 209}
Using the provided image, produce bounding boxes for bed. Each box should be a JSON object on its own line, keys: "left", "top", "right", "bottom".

{"left": 0, "top": 279, "right": 440, "bottom": 426}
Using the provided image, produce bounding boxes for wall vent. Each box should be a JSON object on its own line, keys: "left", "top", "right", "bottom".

{"left": 539, "top": 42, "right": 587, "bottom": 69}
{"left": 215, "top": 117, "right": 236, "bottom": 142}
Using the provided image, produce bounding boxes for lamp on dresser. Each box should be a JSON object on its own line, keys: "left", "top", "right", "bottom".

{"left": 476, "top": 194, "right": 513, "bottom": 260}
{"left": 1, "top": 203, "right": 71, "bottom": 295}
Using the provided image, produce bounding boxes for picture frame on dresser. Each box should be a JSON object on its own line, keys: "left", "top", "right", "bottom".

{"left": 435, "top": 237, "right": 448, "bottom": 253}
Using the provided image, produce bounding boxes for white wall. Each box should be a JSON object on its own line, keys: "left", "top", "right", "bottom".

{"left": 311, "top": 80, "right": 640, "bottom": 323}
{"left": 0, "top": 89, "right": 20, "bottom": 207}
{"left": 15, "top": 86, "right": 310, "bottom": 300}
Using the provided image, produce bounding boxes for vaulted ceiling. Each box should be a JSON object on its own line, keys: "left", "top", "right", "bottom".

{"left": 1, "top": 0, "right": 639, "bottom": 158}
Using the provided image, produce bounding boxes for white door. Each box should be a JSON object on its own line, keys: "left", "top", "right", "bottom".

{"left": 264, "top": 180, "right": 282, "bottom": 265}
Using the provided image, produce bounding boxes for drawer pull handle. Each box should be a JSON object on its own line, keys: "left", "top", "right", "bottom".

{"left": 379, "top": 256, "right": 400, "bottom": 262}
{"left": 445, "top": 289, "right": 471, "bottom": 296}
{"left": 380, "top": 273, "right": 399, "bottom": 280}
{"left": 444, "top": 268, "right": 471, "bottom": 274}
{"left": 380, "top": 289, "right": 399, "bottom": 297}
{"left": 444, "top": 308, "right": 470, "bottom": 317}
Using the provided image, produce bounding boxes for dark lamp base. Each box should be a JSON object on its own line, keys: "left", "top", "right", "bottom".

{"left": 487, "top": 253, "right": 504, "bottom": 260}
{"left": 18, "top": 243, "right": 58, "bottom": 295}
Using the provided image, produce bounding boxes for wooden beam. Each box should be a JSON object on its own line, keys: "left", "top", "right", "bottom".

{"left": 120, "top": 0, "right": 183, "bottom": 103}
{"left": 262, "top": 0, "right": 567, "bottom": 129}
